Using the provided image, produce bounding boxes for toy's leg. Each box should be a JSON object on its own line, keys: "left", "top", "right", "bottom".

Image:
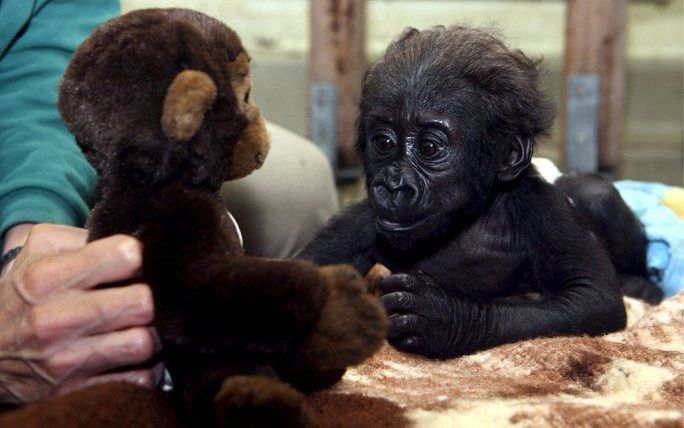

{"left": 214, "top": 375, "right": 310, "bottom": 428}
{"left": 159, "top": 259, "right": 386, "bottom": 403}
{"left": 0, "top": 383, "right": 182, "bottom": 427}
{"left": 162, "top": 258, "right": 330, "bottom": 348}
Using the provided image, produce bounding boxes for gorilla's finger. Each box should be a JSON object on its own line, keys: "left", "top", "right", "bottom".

{"left": 387, "top": 314, "right": 428, "bottom": 339}
{"left": 380, "top": 291, "right": 420, "bottom": 314}
{"left": 389, "top": 335, "right": 426, "bottom": 354}
{"left": 379, "top": 273, "right": 423, "bottom": 294}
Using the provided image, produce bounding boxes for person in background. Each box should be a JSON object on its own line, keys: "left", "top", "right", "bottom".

{"left": 0, "top": 0, "right": 338, "bottom": 405}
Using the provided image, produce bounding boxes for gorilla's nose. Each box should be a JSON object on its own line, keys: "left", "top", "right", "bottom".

{"left": 372, "top": 178, "right": 418, "bottom": 215}
{"left": 389, "top": 182, "right": 417, "bottom": 208}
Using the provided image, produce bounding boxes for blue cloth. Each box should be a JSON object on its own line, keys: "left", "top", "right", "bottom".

{"left": 615, "top": 180, "right": 684, "bottom": 297}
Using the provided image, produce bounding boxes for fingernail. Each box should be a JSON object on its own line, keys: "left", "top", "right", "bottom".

{"left": 119, "top": 239, "right": 142, "bottom": 266}
{"left": 134, "top": 374, "right": 151, "bottom": 388}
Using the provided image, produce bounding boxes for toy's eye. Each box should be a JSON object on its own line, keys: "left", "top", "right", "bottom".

{"left": 244, "top": 89, "right": 250, "bottom": 104}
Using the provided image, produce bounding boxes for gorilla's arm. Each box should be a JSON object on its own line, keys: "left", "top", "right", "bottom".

{"left": 297, "top": 200, "right": 378, "bottom": 274}
{"left": 380, "top": 186, "right": 627, "bottom": 358}
{"left": 381, "top": 270, "right": 625, "bottom": 358}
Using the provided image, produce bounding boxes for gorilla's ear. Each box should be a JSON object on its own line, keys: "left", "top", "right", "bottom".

{"left": 161, "top": 70, "right": 217, "bottom": 142}
{"left": 498, "top": 136, "right": 532, "bottom": 181}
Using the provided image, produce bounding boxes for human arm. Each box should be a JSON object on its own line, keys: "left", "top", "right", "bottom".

{"left": 0, "top": 0, "right": 119, "bottom": 250}
{"left": 0, "top": 224, "right": 162, "bottom": 404}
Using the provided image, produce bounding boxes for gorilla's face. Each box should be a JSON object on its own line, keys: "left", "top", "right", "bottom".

{"left": 354, "top": 26, "right": 554, "bottom": 253}
{"left": 362, "top": 92, "right": 502, "bottom": 252}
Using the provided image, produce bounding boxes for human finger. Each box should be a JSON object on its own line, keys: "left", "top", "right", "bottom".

{"left": 42, "top": 327, "right": 161, "bottom": 382}
{"left": 54, "top": 361, "right": 166, "bottom": 396}
{"left": 19, "top": 284, "right": 154, "bottom": 349}
{"left": 16, "top": 235, "right": 142, "bottom": 302}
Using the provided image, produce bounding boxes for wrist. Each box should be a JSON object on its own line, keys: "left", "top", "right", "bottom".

{"left": 2, "top": 224, "right": 32, "bottom": 255}
{"left": 0, "top": 246, "right": 22, "bottom": 277}
{"left": 446, "top": 297, "right": 486, "bottom": 357}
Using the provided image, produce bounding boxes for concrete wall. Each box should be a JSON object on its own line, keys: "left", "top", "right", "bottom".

{"left": 122, "top": 0, "right": 683, "bottom": 185}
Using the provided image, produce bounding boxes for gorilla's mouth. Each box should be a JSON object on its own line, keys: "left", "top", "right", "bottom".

{"left": 376, "top": 215, "right": 430, "bottom": 233}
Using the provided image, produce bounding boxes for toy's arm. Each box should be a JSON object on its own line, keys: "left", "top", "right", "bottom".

{"left": 155, "top": 256, "right": 329, "bottom": 352}
{"left": 83, "top": 185, "right": 141, "bottom": 242}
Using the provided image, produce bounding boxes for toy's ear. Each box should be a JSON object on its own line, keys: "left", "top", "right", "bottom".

{"left": 161, "top": 70, "right": 217, "bottom": 142}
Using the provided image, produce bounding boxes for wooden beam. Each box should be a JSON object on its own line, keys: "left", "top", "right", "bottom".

{"left": 309, "top": 0, "right": 366, "bottom": 169}
{"left": 562, "top": 0, "right": 628, "bottom": 171}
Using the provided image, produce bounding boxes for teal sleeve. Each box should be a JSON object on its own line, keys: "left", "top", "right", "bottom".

{"left": 0, "top": 0, "right": 120, "bottom": 248}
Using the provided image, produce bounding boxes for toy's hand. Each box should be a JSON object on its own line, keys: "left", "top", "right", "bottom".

{"left": 380, "top": 273, "right": 477, "bottom": 358}
{"left": 0, "top": 224, "right": 163, "bottom": 404}
{"left": 364, "top": 263, "right": 391, "bottom": 296}
{"left": 302, "top": 265, "right": 387, "bottom": 371}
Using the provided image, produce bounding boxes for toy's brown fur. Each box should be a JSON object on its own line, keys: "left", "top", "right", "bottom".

{"left": 0, "top": 382, "right": 182, "bottom": 428}
{"left": 47, "top": 8, "right": 386, "bottom": 426}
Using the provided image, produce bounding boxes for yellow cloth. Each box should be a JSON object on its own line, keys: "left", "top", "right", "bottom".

{"left": 662, "top": 188, "right": 684, "bottom": 220}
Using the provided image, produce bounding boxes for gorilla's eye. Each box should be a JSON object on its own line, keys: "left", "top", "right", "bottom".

{"left": 418, "top": 139, "right": 440, "bottom": 157}
{"left": 244, "top": 89, "right": 250, "bottom": 104}
{"left": 371, "top": 135, "right": 394, "bottom": 153}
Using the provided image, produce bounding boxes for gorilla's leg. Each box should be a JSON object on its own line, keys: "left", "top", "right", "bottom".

{"left": 555, "top": 175, "right": 663, "bottom": 304}
{"left": 620, "top": 275, "right": 664, "bottom": 305}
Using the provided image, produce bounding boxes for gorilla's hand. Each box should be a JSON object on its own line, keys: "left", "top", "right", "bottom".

{"left": 379, "top": 273, "right": 485, "bottom": 358}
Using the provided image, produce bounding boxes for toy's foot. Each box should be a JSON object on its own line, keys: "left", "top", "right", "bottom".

{"left": 302, "top": 265, "right": 387, "bottom": 372}
{"left": 214, "top": 375, "right": 310, "bottom": 428}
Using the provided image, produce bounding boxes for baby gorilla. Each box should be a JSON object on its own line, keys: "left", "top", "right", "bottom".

{"left": 299, "top": 26, "right": 659, "bottom": 359}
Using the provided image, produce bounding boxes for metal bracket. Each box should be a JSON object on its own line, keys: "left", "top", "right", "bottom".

{"left": 566, "top": 75, "right": 600, "bottom": 173}
{"left": 310, "top": 83, "right": 339, "bottom": 168}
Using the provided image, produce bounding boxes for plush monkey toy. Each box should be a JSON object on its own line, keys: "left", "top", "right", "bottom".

{"left": 52, "top": 8, "right": 386, "bottom": 427}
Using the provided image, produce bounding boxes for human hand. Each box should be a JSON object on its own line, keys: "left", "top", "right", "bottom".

{"left": 380, "top": 273, "right": 478, "bottom": 358}
{"left": 0, "top": 224, "right": 162, "bottom": 404}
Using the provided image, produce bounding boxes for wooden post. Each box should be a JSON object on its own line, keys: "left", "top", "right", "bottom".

{"left": 562, "top": 0, "right": 628, "bottom": 171}
{"left": 309, "top": 0, "right": 366, "bottom": 170}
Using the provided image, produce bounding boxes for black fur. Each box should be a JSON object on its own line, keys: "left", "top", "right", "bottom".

{"left": 556, "top": 174, "right": 663, "bottom": 304}
{"left": 299, "top": 26, "right": 659, "bottom": 359}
